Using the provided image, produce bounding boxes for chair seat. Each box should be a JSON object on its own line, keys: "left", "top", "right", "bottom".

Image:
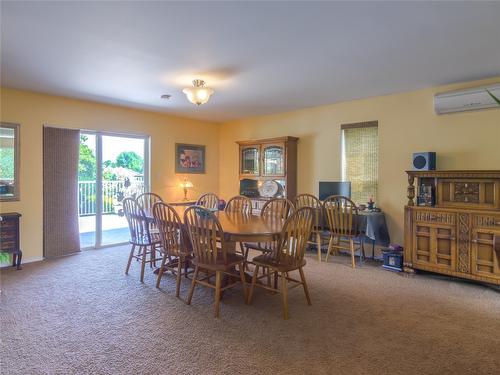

{"left": 192, "top": 252, "right": 246, "bottom": 271}
{"left": 253, "top": 253, "right": 306, "bottom": 272}
{"left": 130, "top": 233, "right": 161, "bottom": 246}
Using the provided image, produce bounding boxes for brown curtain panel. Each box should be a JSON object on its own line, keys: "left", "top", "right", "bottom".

{"left": 43, "top": 127, "right": 81, "bottom": 258}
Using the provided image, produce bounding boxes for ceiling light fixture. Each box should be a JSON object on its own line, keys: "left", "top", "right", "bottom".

{"left": 182, "top": 79, "right": 214, "bottom": 106}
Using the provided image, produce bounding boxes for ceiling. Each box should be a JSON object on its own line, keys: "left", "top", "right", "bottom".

{"left": 1, "top": 1, "right": 500, "bottom": 122}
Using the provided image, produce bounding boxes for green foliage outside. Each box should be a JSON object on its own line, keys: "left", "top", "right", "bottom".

{"left": 0, "top": 148, "right": 14, "bottom": 179}
{"left": 79, "top": 135, "right": 96, "bottom": 180}
{"left": 114, "top": 151, "right": 143, "bottom": 173}
{"left": 79, "top": 136, "right": 143, "bottom": 181}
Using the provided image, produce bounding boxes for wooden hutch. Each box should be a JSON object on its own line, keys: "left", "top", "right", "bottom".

{"left": 404, "top": 170, "right": 500, "bottom": 285}
{"left": 237, "top": 136, "right": 298, "bottom": 215}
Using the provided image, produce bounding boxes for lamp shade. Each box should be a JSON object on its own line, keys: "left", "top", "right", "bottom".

{"left": 180, "top": 180, "right": 194, "bottom": 188}
{"left": 183, "top": 79, "right": 214, "bottom": 105}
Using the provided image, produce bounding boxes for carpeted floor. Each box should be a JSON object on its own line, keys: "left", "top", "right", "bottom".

{"left": 1, "top": 245, "right": 499, "bottom": 375}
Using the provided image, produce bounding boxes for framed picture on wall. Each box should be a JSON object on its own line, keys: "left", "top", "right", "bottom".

{"left": 175, "top": 143, "right": 206, "bottom": 174}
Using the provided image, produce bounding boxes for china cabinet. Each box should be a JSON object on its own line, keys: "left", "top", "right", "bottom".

{"left": 237, "top": 137, "right": 298, "bottom": 214}
{"left": 404, "top": 170, "right": 500, "bottom": 285}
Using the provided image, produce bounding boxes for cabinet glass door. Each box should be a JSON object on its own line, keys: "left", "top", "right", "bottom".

{"left": 262, "top": 145, "right": 284, "bottom": 176}
{"left": 241, "top": 146, "right": 259, "bottom": 175}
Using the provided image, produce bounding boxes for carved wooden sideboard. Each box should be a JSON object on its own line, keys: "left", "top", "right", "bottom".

{"left": 404, "top": 170, "right": 500, "bottom": 285}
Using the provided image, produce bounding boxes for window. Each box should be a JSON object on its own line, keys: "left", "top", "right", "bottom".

{"left": 0, "top": 122, "right": 20, "bottom": 201}
{"left": 341, "top": 121, "right": 378, "bottom": 205}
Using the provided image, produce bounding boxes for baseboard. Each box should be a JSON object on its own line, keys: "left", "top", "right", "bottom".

{"left": 0, "top": 256, "right": 44, "bottom": 269}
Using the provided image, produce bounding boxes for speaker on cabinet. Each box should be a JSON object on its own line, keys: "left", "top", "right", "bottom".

{"left": 412, "top": 152, "right": 436, "bottom": 171}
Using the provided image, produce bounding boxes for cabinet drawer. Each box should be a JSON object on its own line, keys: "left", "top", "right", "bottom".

{"left": 413, "top": 210, "right": 456, "bottom": 226}
{"left": 0, "top": 220, "right": 17, "bottom": 233}
{"left": 472, "top": 214, "right": 500, "bottom": 229}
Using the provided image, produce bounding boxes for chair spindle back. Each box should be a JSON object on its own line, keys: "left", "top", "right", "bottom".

{"left": 276, "top": 207, "right": 314, "bottom": 262}
{"left": 136, "top": 192, "right": 163, "bottom": 211}
{"left": 261, "top": 198, "right": 294, "bottom": 220}
{"left": 122, "top": 197, "right": 151, "bottom": 244}
{"left": 152, "top": 202, "right": 184, "bottom": 257}
{"left": 196, "top": 193, "right": 220, "bottom": 210}
{"left": 225, "top": 196, "right": 252, "bottom": 215}
{"left": 184, "top": 206, "right": 226, "bottom": 265}
{"left": 323, "top": 195, "right": 359, "bottom": 237}
{"left": 294, "top": 193, "right": 322, "bottom": 229}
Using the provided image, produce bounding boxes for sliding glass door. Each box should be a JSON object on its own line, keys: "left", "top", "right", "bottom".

{"left": 78, "top": 131, "right": 149, "bottom": 249}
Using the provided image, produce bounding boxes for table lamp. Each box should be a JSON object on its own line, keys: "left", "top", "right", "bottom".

{"left": 180, "top": 179, "right": 194, "bottom": 201}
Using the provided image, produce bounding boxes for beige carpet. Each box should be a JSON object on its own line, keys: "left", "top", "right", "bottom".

{"left": 1, "top": 245, "right": 499, "bottom": 375}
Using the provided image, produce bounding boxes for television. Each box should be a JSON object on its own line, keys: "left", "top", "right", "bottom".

{"left": 318, "top": 181, "right": 351, "bottom": 201}
{"left": 239, "top": 178, "right": 259, "bottom": 197}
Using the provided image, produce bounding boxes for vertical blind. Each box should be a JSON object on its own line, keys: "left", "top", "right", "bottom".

{"left": 341, "top": 122, "right": 379, "bottom": 205}
{"left": 43, "top": 126, "right": 81, "bottom": 258}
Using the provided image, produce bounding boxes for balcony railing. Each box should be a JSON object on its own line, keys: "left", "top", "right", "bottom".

{"left": 78, "top": 180, "right": 144, "bottom": 216}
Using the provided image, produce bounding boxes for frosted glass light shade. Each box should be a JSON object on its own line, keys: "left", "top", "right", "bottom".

{"left": 183, "top": 79, "right": 214, "bottom": 105}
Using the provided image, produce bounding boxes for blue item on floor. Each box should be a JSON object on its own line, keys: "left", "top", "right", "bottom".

{"left": 382, "top": 250, "right": 403, "bottom": 272}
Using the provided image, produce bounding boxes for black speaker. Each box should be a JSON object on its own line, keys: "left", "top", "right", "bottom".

{"left": 412, "top": 152, "right": 436, "bottom": 171}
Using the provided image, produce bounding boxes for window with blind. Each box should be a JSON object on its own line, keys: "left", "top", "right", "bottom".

{"left": 341, "top": 122, "right": 378, "bottom": 205}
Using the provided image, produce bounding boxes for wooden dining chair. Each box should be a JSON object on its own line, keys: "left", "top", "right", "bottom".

{"left": 225, "top": 195, "right": 253, "bottom": 256}
{"left": 322, "top": 195, "right": 365, "bottom": 268}
{"left": 153, "top": 202, "right": 191, "bottom": 297}
{"left": 243, "top": 198, "right": 294, "bottom": 258}
{"left": 136, "top": 192, "right": 163, "bottom": 264}
{"left": 294, "top": 193, "right": 325, "bottom": 262}
{"left": 123, "top": 197, "right": 162, "bottom": 282}
{"left": 225, "top": 195, "right": 253, "bottom": 215}
{"left": 184, "top": 206, "right": 247, "bottom": 318}
{"left": 248, "top": 207, "right": 314, "bottom": 319}
{"left": 136, "top": 192, "right": 163, "bottom": 210}
{"left": 196, "top": 193, "right": 220, "bottom": 210}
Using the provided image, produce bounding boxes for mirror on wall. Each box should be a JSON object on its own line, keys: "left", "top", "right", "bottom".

{"left": 0, "top": 122, "right": 20, "bottom": 201}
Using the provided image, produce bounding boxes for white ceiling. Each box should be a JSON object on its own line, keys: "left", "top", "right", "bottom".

{"left": 1, "top": 1, "right": 500, "bottom": 122}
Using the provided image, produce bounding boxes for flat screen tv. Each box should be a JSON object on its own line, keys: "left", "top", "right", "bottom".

{"left": 319, "top": 181, "right": 351, "bottom": 201}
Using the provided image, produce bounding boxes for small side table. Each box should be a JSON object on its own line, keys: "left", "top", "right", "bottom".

{"left": 0, "top": 212, "right": 22, "bottom": 270}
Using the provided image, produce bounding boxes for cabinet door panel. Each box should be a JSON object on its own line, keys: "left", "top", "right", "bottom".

{"left": 413, "top": 223, "right": 456, "bottom": 270}
{"left": 471, "top": 229, "right": 500, "bottom": 277}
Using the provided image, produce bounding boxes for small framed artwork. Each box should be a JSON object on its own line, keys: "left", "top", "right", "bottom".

{"left": 175, "top": 143, "right": 206, "bottom": 174}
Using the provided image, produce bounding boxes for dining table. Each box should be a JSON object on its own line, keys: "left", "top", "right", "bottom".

{"left": 143, "top": 206, "right": 284, "bottom": 286}
{"left": 144, "top": 205, "right": 284, "bottom": 245}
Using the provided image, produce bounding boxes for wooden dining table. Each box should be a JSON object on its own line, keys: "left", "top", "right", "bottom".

{"left": 144, "top": 205, "right": 284, "bottom": 251}
{"left": 143, "top": 206, "right": 284, "bottom": 284}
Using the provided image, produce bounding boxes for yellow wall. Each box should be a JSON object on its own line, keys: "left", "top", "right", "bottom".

{"left": 218, "top": 77, "right": 500, "bottom": 245}
{"left": 2, "top": 77, "right": 499, "bottom": 262}
{"left": 0, "top": 88, "right": 220, "bottom": 262}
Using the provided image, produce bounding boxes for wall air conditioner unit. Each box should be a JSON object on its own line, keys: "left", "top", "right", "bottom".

{"left": 434, "top": 84, "right": 500, "bottom": 115}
